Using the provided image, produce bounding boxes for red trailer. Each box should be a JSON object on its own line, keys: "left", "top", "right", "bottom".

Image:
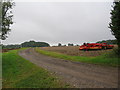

{"left": 79, "top": 43, "right": 114, "bottom": 50}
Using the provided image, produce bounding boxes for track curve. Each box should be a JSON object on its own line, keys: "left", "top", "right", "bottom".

{"left": 19, "top": 48, "right": 118, "bottom": 88}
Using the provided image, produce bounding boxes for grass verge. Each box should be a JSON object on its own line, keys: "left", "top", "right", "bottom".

{"left": 35, "top": 48, "right": 119, "bottom": 67}
{"left": 2, "top": 48, "right": 68, "bottom": 88}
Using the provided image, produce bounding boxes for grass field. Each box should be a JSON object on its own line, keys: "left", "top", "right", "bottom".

{"left": 36, "top": 46, "right": 119, "bottom": 67}
{"left": 2, "top": 49, "right": 68, "bottom": 88}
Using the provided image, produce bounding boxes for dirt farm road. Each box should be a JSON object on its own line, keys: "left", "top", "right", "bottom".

{"left": 19, "top": 48, "right": 118, "bottom": 88}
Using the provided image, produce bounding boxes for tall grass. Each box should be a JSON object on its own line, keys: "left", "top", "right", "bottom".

{"left": 2, "top": 49, "right": 68, "bottom": 88}
{"left": 36, "top": 48, "right": 119, "bottom": 67}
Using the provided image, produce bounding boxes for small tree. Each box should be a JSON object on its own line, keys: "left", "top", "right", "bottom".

{"left": 58, "top": 43, "right": 62, "bottom": 46}
{"left": 68, "top": 43, "right": 74, "bottom": 46}
{"left": 0, "top": 0, "right": 14, "bottom": 40}
{"left": 109, "top": 1, "right": 120, "bottom": 54}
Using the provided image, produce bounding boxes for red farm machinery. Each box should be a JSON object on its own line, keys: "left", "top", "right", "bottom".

{"left": 79, "top": 43, "right": 114, "bottom": 51}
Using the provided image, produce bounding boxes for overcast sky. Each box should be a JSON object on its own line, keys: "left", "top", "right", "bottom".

{"left": 2, "top": 1, "right": 115, "bottom": 46}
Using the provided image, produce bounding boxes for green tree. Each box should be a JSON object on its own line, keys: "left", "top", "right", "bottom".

{"left": 96, "top": 39, "right": 117, "bottom": 44}
{"left": 0, "top": 0, "right": 14, "bottom": 40}
{"left": 68, "top": 43, "right": 74, "bottom": 46}
{"left": 58, "top": 43, "right": 62, "bottom": 46}
{"left": 109, "top": 1, "right": 120, "bottom": 54}
{"left": 0, "top": 2, "right": 2, "bottom": 41}
{"left": 21, "top": 41, "right": 50, "bottom": 47}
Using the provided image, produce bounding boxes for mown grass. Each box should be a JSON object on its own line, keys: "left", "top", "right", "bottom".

{"left": 2, "top": 49, "right": 68, "bottom": 88}
{"left": 36, "top": 48, "right": 119, "bottom": 67}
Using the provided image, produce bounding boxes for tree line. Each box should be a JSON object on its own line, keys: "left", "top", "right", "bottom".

{"left": 2, "top": 40, "right": 50, "bottom": 49}
{"left": 2, "top": 39, "right": 117, "bottom": 49}
{"left": 96, "top": 39, "right": 117, "bottom": 44}
{"left": 57, "top": 39, "right": 117, "bottom": 47}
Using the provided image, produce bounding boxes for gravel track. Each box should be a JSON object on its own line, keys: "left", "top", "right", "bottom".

{"left": 19, "top": 48, "right": 118, "bottom": 88}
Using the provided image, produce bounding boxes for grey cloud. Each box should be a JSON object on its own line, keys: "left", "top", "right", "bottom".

{"left": 2, "top": 2, "right": 115, "bottom": 45}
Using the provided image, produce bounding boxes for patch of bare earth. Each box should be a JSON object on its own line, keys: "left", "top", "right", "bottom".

{"left": 40, "top": 46, "right": 113, "bottom": 57}
{"left": 19, "top": 48, "right": 118, "bottom": 88}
